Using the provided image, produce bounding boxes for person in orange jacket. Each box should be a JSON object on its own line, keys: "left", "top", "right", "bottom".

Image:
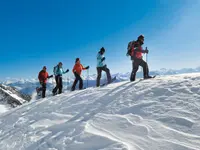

{"left": 71, "top": 58, "right": 89, "bottom": 91}
{"left": 36, "top": 66, "right": 53, "bottom": 98}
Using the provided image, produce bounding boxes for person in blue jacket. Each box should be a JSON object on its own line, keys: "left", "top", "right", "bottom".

{"left": 52, "top": 62, "right": 69, "bottom": 95}
{"left": 96, "top": 47, "right": 111, "bottom": 87}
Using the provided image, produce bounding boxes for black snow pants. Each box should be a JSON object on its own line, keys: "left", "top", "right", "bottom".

{"left": 71, "top": 72, "right": 83, "bottom": 91}
{"left": 96, "top": 65, "right": 112, "bottom": 87}
{"left": 52, "top": 75, "right": 63, "bottom": 94}
{"left": 39, "top": 82, "right": 47, "bottom": 98}
{"left": 130, "top": 58, "right": 149, "bottom": 81}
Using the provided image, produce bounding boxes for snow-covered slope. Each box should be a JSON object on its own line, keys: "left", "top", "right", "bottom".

{"left": 0, "top": 73, "right": 200, "bottom": 150}
{"left": 0, "top": 84, "right": 31, "bottom": 108}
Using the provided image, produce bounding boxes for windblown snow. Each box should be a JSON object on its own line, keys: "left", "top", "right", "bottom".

{"left": 0, "top": 73, "right": 200, "bottom": 150}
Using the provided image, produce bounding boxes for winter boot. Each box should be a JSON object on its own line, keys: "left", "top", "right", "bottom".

{"left": 130, "top": 73, "right": 136, "bottom": 82}
{"left": 144, "top": 75, "right": 153, "bottom": 79}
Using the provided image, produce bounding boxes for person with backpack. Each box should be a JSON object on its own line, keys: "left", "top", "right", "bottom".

{"left": 52, "top": 62, "right": 69, "bottom": 95}
{"left": 126, "top": 35, "right": 153, "bottom": 81}
{"left": 96, "top": 47, "right": 112, "bottom": 87}
{"left": 37, "top": 66, "right": 53, "bottom": 98}
{"left": 71, "top": 58, "right": 89, "bottom": 91}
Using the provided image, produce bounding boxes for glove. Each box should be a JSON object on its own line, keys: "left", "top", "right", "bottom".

{"left": 85, "top": 66, "right": 89, "bottom": 69}
{"left": 48, "top": 75, "right": 53, "bottom": 78}
{"left": 66, "top": 69, "right": 69, "bottom": 73}
{"left": 101, "top": 57, "right": 105, "bottom": 62}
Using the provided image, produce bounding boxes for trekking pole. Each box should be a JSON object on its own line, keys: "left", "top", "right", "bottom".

{"left": 145, "top": 47, "right": 148, "bottom": 76}
{"left": 146, "top": 47, "right": 148, "bottom": 62}
{"left": 87, "top": 68, "right": 89, "bottom": 88}
{"left": 66, "top": 74, "right": 69, "bottom": 90}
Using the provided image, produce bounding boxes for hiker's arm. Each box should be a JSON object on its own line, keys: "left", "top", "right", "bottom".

{"left": 47, "top": 75, "right": 53, "bottom": 78}
{"left": 134, "top": 47, "right": 148, "bottom": 53}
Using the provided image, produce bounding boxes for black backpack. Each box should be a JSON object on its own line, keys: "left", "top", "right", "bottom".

{"left": 126, "top": 40, "right": 135, "bottom": 56}
{"left": 53, "top": 65, "right": 58, "bottom": 75}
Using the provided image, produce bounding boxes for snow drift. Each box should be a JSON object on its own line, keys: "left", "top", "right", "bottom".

{"left": 0, "top": 73, "right": 200, "bottom": 150}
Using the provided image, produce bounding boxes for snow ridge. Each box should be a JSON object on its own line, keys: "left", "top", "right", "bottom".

{"left": 0, "top": 73, "right": 200, "bottom": 150}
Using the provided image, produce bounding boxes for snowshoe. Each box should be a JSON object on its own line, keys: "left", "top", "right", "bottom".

{"left": 100, "top": 76, "right": 117, "bottom": 87}
{"left": 143, "top": 75, "right": 156, "bottom": 80}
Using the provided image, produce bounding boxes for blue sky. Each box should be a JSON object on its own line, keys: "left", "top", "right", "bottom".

{"left": 0, "top": 0, "right": 200, "bottom": 80}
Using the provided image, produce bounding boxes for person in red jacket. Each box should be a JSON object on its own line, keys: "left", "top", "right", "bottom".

{"left": 127, "top": 35, "right": 152, "bottom": 81}
{"left": 36, "top": 66, "right": 53, "bottom": 98}
{"left": 71, "top": 58, "right": 89, "bottom": 91}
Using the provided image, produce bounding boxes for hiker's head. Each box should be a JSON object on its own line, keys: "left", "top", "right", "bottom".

{"left": 100, "top": 47, "right": 105, "bottom": 54}
{"left": 58, "top": 62, "right": 63, "bottom": 67}
{"left": 75, "top": 58, "right": 80, "bottom": 64}
{"left": 137, "top": 35, "right": 144, "bottom": 45}
{"left": 43, "top": 66, "right": 47, "bottom": 71}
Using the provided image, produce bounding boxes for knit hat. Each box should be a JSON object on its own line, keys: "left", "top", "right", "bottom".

{"left": 75, "top": 58, "right": 80, "bottom": 63}
{"left": 100, "top": 47, "right": 105, "bottom": 52}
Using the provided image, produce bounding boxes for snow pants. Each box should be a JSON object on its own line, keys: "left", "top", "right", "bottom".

{"left": 130, "top": 58, "right": 149, "bottom": 81}
{"left": 52, "top": 75, "right": 63, "bottom": 94}
{"left": 39, "top": 82, "right": 46, "bottom": 98}
{"left": 96, "top": 65, "right": 111, "bottom": 87}
{"left": 71, "top": 72, "right": 83, "bottom": 91}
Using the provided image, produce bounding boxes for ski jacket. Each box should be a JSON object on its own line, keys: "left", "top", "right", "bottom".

{"left": 131, "top": 42, "right": 142, "bottom": 59}
{"left": 38, "top": 70, "right": 49, "bottom": 83}
{"left": 54, "top": 66, "right": 67, "bottom": 76}
{"left": 72, "top": 62, "right": 86, "bottom": 75}
{"left": 97, "top": 52, "right": 106, "bottom": 67}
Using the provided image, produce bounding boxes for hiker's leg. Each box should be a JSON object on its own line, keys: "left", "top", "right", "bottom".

{"left": 140, "top": 59, "right": 149, "bottom": 78}
{"left": 41, "top": 83, "right": 46, "bottom": 98}
{"left": 130, "top": 59, "right": 140, "bottom": 81}
{"left": 58, "top": 76, "right": 63, "bottom": 94}
{"left": 102, "top": 65, "right": 111, "bottom": 83}
{"left": 96, "top": 67, "right": 102, "bottom": 87}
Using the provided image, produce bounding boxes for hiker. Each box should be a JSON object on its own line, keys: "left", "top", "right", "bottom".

{"left": 71, "top": 58, "right": 89, "bottom": 91}
{"left": 96, "top": 47, "right": 112, "bottom": 87}
{"left": 127, "top": 35, "right": 153, "bottom": 81}
{"left": 37, "top": 66, "right": 53, "bottom": 98}
{"left": 52, "top": 62, "right": 69, "bottom": 95}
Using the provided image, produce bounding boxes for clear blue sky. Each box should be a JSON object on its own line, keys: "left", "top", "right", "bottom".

{"left": 0, "top": 0, "right": 200, "bottom": 80}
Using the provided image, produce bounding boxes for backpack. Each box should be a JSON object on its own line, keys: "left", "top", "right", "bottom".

{"left": 126, "top": 40, "right": 136, "bottom": 56}
{"left": 53, "top": 65, "right": 58, "bottom": 75}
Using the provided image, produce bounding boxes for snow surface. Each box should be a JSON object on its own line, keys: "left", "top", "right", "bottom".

{"left": 0, "top": 73, "right": 200, "bottom": 150}
{"left": 0, "top": 104, "right": 9, "bottom": 114}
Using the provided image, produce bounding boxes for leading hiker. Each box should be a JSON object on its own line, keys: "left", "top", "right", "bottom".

{"left": 96, "top": 47, "right": 112, "bottom": 87}
{"left": 37, "top": 66, "right": 53, "bottom": 98}
{"left": 52, "top": 62, "right": 69, "bottom": 95}
{"left": 127, "top": 35, "right": 153, "bottom": 81}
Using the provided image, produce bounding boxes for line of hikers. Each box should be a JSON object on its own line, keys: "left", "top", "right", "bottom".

{"left": 37, "top": 35, "right": 153, "bottom": 98}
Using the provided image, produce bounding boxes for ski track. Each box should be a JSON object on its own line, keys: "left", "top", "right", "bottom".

{"left": 0, "top": 73, "right": 200, "bottom": 149}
